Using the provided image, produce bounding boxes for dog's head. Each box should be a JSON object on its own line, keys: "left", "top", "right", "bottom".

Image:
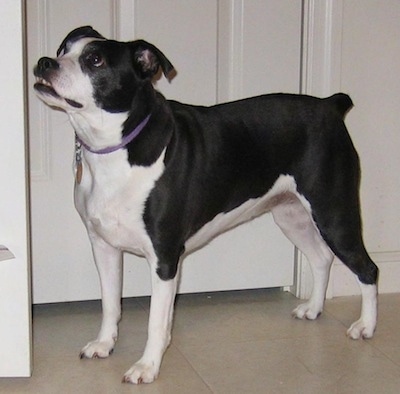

{"left": 34, "top": 26, "right": 175, "bottom": 113}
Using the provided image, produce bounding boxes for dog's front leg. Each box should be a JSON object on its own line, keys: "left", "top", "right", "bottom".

{"left": 123, "top": 259, "right": 178, "bottom": 384}
{"left": 80, "top": 237, "right": 123, "bottom": 359}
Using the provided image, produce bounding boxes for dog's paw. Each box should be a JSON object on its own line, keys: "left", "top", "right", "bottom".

{"left": 79, "top": 339, "right": 115, "bottom": 359}
{"left": 292, "top": 302, "right": 322, "bottom": 320}
{"left": 347, "top": 319, "right": 375, "bottom": 340}
{"left": 122, "top": 362, "right": 159, "bottom": 384}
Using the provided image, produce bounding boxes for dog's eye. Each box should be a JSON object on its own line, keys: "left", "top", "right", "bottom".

{"left": 86, "top": 52, "right": 104, "bottom": 68}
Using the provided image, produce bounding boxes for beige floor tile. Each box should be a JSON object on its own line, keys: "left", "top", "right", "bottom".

{"left": 357, "top": 293, "right": 400, "bottom": 367}
{"left": 1, "top": 290, "right": 399, "bottom": 393}
{"left": 179, "top": 335, "right": 400, "bottom": 394}
{"left": 33, "top": 298, "right": 150, "bottom": 357}
{"left": 171, "top": 289, "right": 347, "bottom": 347}
{"left": 0, "top": 346, "right": 211, "bottom": 394}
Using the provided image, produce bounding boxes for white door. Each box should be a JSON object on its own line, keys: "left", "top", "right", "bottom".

{"left": 0, "top": 0, "right": 32, "bottom": 377}
{"left": 28, "top": 0, "right": 301, "bottom": 304}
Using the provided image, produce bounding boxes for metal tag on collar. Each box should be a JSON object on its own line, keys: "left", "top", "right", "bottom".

{"left": 75, "top": 135, "right": 83, "bottom": 184}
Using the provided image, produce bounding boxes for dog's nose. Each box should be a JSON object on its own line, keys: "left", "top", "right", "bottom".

{"left": 36, "top": 57, "right": 59, "bottom": 73}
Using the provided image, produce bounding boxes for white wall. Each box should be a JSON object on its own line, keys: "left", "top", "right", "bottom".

{"left": 300, "top": 0, "right": 400, "bottom": 297}
{"left": 0, "top": 1, "right": 32, "bottom": 377}
{"left": 330, "top": 0, "right": 400, "bottom": 296}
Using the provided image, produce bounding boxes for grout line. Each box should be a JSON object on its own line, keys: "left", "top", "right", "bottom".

{"left": 171, "top": 344, "right": 215, "bottom": 394}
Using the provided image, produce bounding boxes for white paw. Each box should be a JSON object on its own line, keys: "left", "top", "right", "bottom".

{"left": 347, "top": 319, "right": 375, "bottom": 340}
{"left": 123, "top": 361, "right": 159, "bottom": 384}
{"left": 80, "top": 339, "right": 115, "bottom": 359}
{"left": 292, "top": 302, "right": 322, "bottom": 320}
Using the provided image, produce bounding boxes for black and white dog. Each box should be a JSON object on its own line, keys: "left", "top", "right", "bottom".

{"left": 34, "top": 26, "right": 378, "bottom": 384}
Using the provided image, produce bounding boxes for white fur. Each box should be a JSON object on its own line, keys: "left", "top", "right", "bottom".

{"left": 75, "top": 147, "right": 166, "bottom": 255}
{"left": 36, "top": 38, "right": 102, "bottom": 113}
{"left": 79, "top": 236, "right": 122, "bottom": 359}
{"left": 74, "top": 129, "right": 172, "bottom": 382}
{"left": 271, "top": 191, "right": 334, "bottom": 320}
{"left": 185, "top": 175, "right": 299, "bottom": 252}
{"left": 185, "top": 173, "right": 334, "bottom": 321}
{"left": 347, "top": 282, "right": 377, "bottom": 339}
{"left": 185, "top": 173, "right": 333, "bottom": 321}
{"left": 124, "top": 268, "right": 178, "bottom": 384}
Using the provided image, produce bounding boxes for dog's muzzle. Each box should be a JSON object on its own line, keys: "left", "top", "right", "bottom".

{"left": 34, "top": 57, "right": 83, "bottom": 109}
{"left": 34, "top": 57, "right": 60, "bottom": 95}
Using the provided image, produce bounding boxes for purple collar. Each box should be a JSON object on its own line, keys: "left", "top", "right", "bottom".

{"left": 75, "top": 114, "right": 151, "bottom": 154}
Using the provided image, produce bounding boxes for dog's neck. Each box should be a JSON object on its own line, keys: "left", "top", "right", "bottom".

{"left": 76, "top": 114, "right": 151, "bottom": 154}
{"left": 68, "top": 82, "right": 157, "bottom": 152}
{"left": 68, "top": 108, "right": 129, "bottom": 151}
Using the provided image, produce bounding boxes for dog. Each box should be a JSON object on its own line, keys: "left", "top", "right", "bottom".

{"left": 33, "top": 26, "right": 378, "bottom": 384}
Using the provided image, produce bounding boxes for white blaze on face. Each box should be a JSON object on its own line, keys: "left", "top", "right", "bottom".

{"left": 53, "top": 38, "right": 105, "bottom": 111}
{"left": 35, "top": 37, "right": 104, "bottom": 112}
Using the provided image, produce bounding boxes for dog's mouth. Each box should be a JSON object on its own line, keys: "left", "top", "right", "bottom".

{"left": 34, "top": 77, "right": 59, "bottom": 97}
{"left": 34, "top": 77, "right": 83, "bottom": 109}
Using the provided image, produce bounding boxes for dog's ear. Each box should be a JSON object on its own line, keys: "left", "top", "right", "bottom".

{"left": 57, "top": 26, "right": 104, "bottom": 57}
{"left": 132, "top": 40, "right": 176, "bottom": 82}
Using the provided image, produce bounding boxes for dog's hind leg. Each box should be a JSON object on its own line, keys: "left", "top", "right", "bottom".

{"left": 301, "top": 189, "right": 378, "bottom": 338}
{"left": 312, "top": 210, "right": 378, "bottom": 339}
{"left": 272, "top": 196, "right": 334, "bottom": 320}
{"left": 80, "top": 237, "right": 123, "bottom": 359}
{"left": 123, "top": 257, "right": 178, "bottom": 384}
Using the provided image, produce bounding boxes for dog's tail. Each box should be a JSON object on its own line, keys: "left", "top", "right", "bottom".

{"left": 326, "top": 93, "right": 354, "bottom": 118}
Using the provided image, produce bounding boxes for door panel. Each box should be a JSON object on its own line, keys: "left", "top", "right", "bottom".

{"left": 28, "top": 0, "right": 300, "bottom": 303}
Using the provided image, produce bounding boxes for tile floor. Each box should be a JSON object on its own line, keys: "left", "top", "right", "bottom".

{"left": 1, "top": 289, "right": 400, "bottom": 393}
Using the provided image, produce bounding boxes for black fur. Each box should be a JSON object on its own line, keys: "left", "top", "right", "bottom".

{"left": 135, "top": 92, "right": 377, "bottom": 284}
{"left": 79, "top": 36, "right": 377, "bottom": 285}
{"left": 38, "top": 29, "right": 378, "bottom": 286}
{"left": 57, "top": 26, "right": 104, "bottom": 57}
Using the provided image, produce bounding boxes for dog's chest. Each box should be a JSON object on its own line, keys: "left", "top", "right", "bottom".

{"left": 75, "top": 150, "right": 165, "bottom": 255}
